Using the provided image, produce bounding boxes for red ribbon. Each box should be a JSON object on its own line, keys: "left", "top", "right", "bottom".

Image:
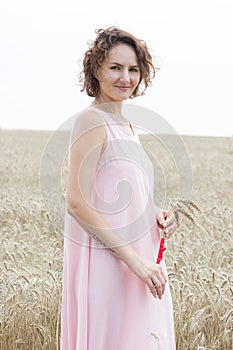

{"left": 156, "top": 237, "right": 166, "bottom": 264}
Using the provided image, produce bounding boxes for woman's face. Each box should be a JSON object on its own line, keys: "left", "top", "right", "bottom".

{"left": 96, "top": 43, "right": 141, "bottom": 103}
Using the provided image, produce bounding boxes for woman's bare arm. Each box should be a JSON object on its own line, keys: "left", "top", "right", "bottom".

{"left": 66, "top": 109, "right": 139, "bottom": 266}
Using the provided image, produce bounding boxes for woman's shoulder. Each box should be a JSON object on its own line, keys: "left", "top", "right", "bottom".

{"left": 70, "top": 106, "right": 107, "bottom": 142}
{"left": 74, "top": 106, "right": 106, "bottom": 129}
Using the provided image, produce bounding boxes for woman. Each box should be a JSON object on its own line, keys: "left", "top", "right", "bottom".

{"left": 60, "top": 26, "right": 177, "bottom": 349}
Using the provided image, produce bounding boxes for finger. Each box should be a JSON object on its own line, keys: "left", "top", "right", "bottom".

{"left": 169, "top": 221, "right": 177, "bottom": 232}
{"left": 148, "top": 279, "right": 159, "bottom": 298}
{"left": 153, "top": 281, "right": 165, "bottom": 299}
{"left": 152, "top": 272, "right": 167, "bottom": 299}
{"left": 164, "top": 221, "right": 177, "bottom": 237}
{"left": 152, "top": 279, "right": 163, "bottom": 299}
{"left": 157, "top": 211, "right": 168, "bottom": 226}
{"left": 156, "top": 265, "right": 167, "bottom": 282}
{"left": 156, "top": 273, "right": 167, "bottom": 297}
{"left": 164, "top": 214, "right": 176, "bottom": 226}
{"left": 159, "top": 271, "right": 168, "bottom": 295}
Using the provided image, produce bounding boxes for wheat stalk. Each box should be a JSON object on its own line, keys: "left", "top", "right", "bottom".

{"left": 1, "top": 130, "right": 232, "bottom": 350}
{"left": 168, "top": 198, "right": 202, "bottom": 227}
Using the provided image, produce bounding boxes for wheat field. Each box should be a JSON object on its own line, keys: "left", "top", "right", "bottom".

{"left": 0, "top": 129, "right": 232, "bottom": 350}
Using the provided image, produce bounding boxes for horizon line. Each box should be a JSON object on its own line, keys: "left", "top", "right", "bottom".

{"left": 0, "top": 127, "right": 232, "bottom": 139}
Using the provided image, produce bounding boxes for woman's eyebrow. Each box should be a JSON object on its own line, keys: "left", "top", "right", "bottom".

{"left": 110, "top": 62, "right": 139, "bottom": 67}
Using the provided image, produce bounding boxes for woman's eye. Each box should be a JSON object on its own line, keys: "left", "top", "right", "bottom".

{"left": 110, "top": 66, "right": 139, "bottom": 72}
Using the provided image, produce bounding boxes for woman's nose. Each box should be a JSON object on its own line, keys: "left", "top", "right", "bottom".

{"left": 119, "top": 69, "right": 130, "bottom": 83}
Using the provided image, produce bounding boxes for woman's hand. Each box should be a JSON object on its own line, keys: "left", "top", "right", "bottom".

{"left": 157, "top": 209, "right": 178, "bottom": 239}
{"left": 127, "top": 255, "right": 167, "bottom": 299}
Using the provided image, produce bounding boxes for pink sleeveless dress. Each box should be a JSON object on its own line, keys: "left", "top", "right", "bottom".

{"left": 60, "top": 107, "right": 176, "bottom": 350}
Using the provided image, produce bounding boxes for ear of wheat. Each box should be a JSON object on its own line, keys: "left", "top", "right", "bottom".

{"left": 168, "top": 198, "right": 202, "bottom": 227}
{"left": 156, "top": 199, "right": 201, "bottom": 264}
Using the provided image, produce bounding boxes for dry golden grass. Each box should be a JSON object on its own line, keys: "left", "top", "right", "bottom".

{"left": 0, "top": 129, "right": 232, "bottom": 350}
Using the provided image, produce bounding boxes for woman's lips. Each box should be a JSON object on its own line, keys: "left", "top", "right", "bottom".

{"left": 115, "top": 86, "right": 130, "bottom": 91}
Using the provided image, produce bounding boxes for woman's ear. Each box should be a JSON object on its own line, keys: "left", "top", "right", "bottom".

{"left": 94, "top": 67, "right": 101, "bottom": 82}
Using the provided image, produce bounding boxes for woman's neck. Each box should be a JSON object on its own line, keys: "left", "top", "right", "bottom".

{"left": 91, "top": 100, "right": 124, "bottom": 120}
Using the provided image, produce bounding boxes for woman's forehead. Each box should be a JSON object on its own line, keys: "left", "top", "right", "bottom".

{"left": 106, "top": 43, "right": 138, "bottom": 65}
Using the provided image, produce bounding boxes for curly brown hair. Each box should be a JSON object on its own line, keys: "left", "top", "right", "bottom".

{"left": 78, "top": 26, "right": 157, "bottom": 98}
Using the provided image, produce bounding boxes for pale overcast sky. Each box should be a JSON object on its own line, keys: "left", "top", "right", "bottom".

{"left": 0, "top": 0, "right": 233, "bottom": 136}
